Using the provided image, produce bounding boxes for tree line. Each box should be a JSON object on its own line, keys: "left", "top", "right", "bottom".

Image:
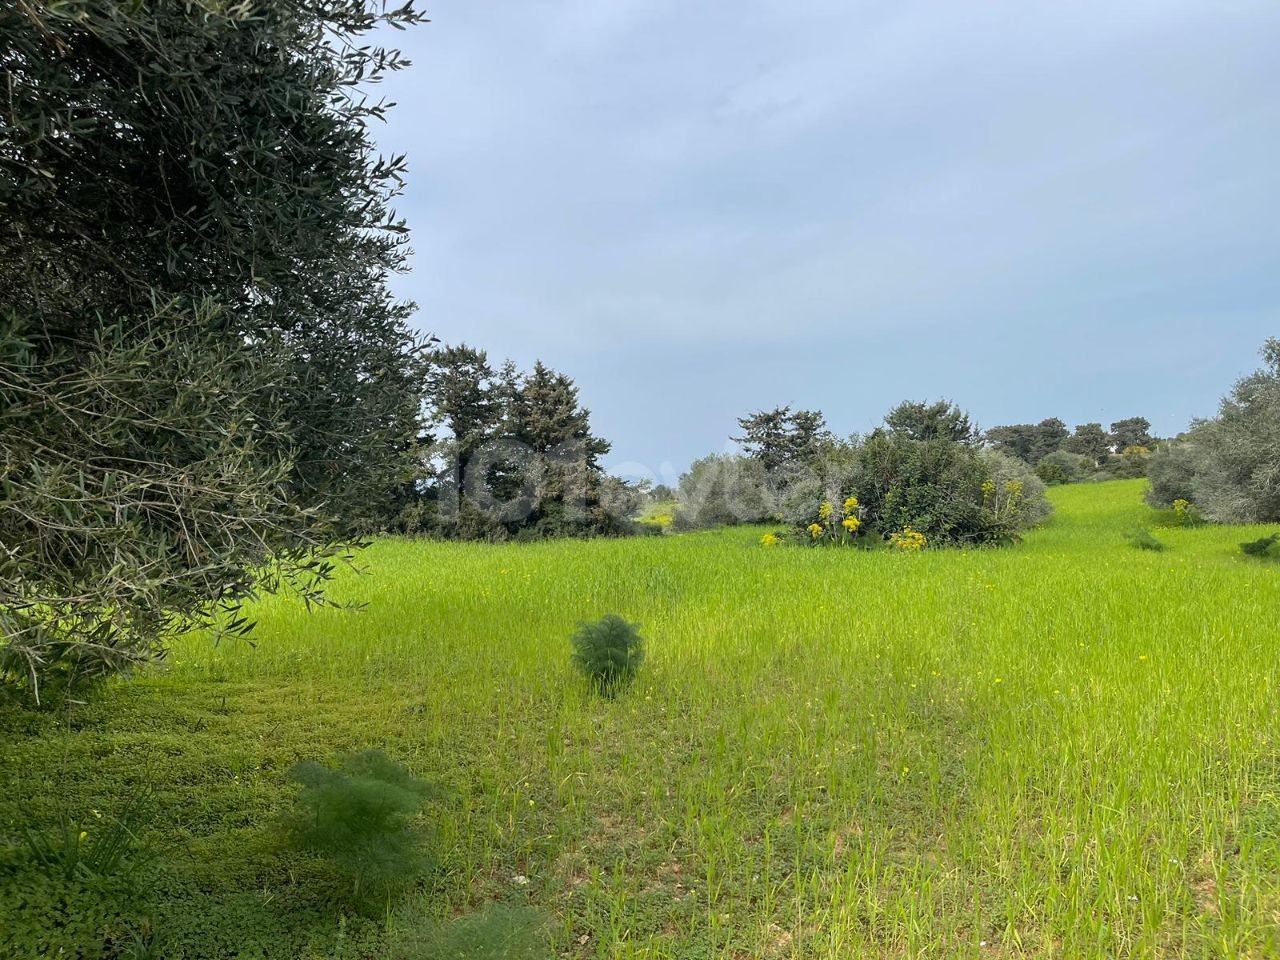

{"left": 678, "top": 400, "right": 1052, "bottom": 545}
{"left": 397, "top": 345, "right": 641, "bottom": 541}
{"left": 2, "top": 2, "right": 1274, "bottom": 699}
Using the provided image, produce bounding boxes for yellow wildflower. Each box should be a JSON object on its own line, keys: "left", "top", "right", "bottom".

{"left": 760, "top": 532, "right": 781, "bottom": 547}
{"left": 818, "top": 501, "right": 833, "bottom": 521}
{"left": 843, "top": 495, "right": 859, "bottom": 511}
{"left": 807, "top": 523, "right": 823, "bottom": 539}
{"left": 889, "top": 527, "right": 927, "bottom": 550}
{"left": 841, "top": 516, "right": 860, "bottom": 532}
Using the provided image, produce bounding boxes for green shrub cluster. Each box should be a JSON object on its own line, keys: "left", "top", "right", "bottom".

{"left": 1240, "top": 533, "right": 1280, "bottom": 559}
{"left": 1125, "top": 529, "right": 1167, "bottom": 552}
{"left": 685, "top": 400, "right": 1052, "bottom": 547}
{"left": 1147, "top": 338, "right": 1280, "bottom": 523}
{"left": 571, "top": 614, "right": 645, "bottom": 696}
{"left": 778, "top": 433, "right": 1050, "bottom": 547}
{"left": 673, "top": 454, "right": 776, "bottom": 530}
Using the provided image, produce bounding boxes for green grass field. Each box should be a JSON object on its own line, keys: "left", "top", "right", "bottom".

{"left": 4, "top": 480, "right": 1280, "bottom": 958}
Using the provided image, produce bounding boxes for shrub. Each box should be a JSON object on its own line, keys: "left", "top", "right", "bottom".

{"left": 1241, "top": 533, "right": 1280, "bottom": 559}
{"left": 1125, "top": 529, "right": 1167, "bottom": 552}
{"left": 1107, "top": 444, "right": 1152, "bottom": 479}
{"left": 1146, "top": 440, "right": 1202, "bottom": 509}
{"left": 776, "top": 426, "right": 1050, "bottom": 547}
{"left": 571, "top": 614, "right": 645, "bottom": 696}
{"left": 284, "top": 750, "right": 434, "bottom": 905}
{"left": 979, "top": 450, "right": 1052, "bottom": 529}
{"left": 859, "top": 432, "right": 1050, "bottom": 545}
{"left": 1034, "top": 450, "right": 1094, "bottom": 485}
{"left": 676, "top": 455, "right": 777, "bottom": 529}
{"left": 1146, "top": 339, "right": 1280, "bottom": 522}
{"left": 792, "top": 496, "right": 869, "bottom": 548}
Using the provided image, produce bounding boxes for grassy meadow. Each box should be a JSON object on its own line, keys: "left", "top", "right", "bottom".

{"left": 3, "top": 479, "right": 1280, "bottom": 959}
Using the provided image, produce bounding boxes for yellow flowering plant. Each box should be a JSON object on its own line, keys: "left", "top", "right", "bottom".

{"left": 799, "top": 493, "right": 866, "bottom": 546}
{"left": 889, "top": 527, "right": 927, "bottom": 551}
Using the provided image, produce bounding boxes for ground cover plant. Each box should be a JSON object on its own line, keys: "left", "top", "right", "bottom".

{"left": 2, "top": 480, "right": 1280, "bottom": 958}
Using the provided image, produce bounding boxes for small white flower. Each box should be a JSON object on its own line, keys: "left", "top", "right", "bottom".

{"left": 512, "top": 874, "right": 529, "bottom": 886}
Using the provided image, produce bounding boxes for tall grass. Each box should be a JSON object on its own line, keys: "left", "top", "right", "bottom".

{"left": 3, "top": 480, "right": 1279, "bottom": 958}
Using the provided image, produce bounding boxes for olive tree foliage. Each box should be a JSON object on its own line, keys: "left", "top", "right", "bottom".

{"left": 0, "top": 2, "right": 429, "bottom": 698}
{"left": 1147, "top": 338, "right": 1280, "bottom": 522}
{"left": 675, "top": 455, "right": 776, "bottom": 529}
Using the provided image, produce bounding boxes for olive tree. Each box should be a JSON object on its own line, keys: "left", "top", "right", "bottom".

{"left": 0, "top": 1, "right": 429, "bottom": 698}
{"left": 1147, "top": 338, "right": 1280, "bottom": 522}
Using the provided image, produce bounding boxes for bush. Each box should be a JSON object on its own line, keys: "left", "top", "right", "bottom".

{"left": 859, "top": 432, "right": 1050, "bottom": 545}
{"left": 1146, "top": 440, "right": 1202, "bottom": 509}
{"left": 980, "top": 450, "right": 1052, "bottom": 529}
{"left": 788, "top": 495, "right": 869, "bottom": 548}
{"left": 1172, "top": 499, "right": 1204, "bottom": 527}
{"left": 1034, "top": 450, "right": 1094, "bottom": 485}
{"left": 1125, "top": 529, "right": 1167, "bottom": 552}
{"left": 775, "top": 427, "right": 1050, "bottom": 547}
{"left": 571, "top": 614, "right": 645, "bottom": 696}
{"left": 1146, "top": 339, "right": 1280, "bottom": 522}
{"left": 676, "top": 454, "right": 776, "bottom": 529}
{"left": 1105, "top": 444, "right": 1152, "bottom": 479}
{"left": 284, "top": 750, "right": 434, "bottom": 905}
{"left": 1241, "top": 533, "right": 1280, "bottom": 559}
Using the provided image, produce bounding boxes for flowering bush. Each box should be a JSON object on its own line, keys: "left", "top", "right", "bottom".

{"left": 889, "top": 527, "right": 927, "bottom": 550}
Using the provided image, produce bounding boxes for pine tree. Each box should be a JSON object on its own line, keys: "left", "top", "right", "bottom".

{"left": 1062, "top": 422, "right": 1111, "bottom": 465}
{"left": 520, "top": 362, "right": 612, "bottom": 533}
{"left": 735, "top": 407, "right": 829, "bottom": 492}
{"left": 735, "top": 407, "right": 795, "bottom": 474}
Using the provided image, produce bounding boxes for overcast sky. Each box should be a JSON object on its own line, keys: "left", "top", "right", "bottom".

{"left": 371, "top": 1, "right": 1280, "bottom": 482}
